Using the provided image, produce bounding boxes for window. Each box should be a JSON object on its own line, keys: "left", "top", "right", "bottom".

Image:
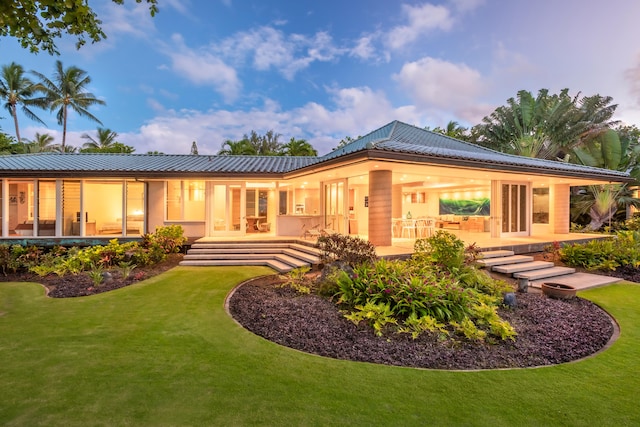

{"left": 533, "top": 187, "right": 550, "bottom": 224}
{"left": 166, "top": 180, "right": 205, "bottom": 221}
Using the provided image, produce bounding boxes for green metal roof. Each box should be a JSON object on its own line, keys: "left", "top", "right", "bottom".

{"left": 320, "top": 121, "right": 631, "bottom": 181}
{"left": 0, "top": 120, "right": 631, "bottom": 182}
{"left": 0, "top": 153, "right": 318, "bottom": 177}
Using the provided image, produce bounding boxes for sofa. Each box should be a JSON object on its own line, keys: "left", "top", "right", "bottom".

{"left": 437, "top": 215, "right": 488, "bottom": 232}
{"left": 14, "top": 219, "right": 55, "bottom": 236}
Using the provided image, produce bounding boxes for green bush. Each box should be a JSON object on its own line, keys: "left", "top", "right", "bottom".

{"left": 331, "top": 234, "right": 516, "bottom": 342}
{"left": 560, "top": 231, "right": 640, "bottom": 271}
{"left": 316, "top": 233, "right": 376, "bottom": 266}
{"left": 0, "top": 226, "right": 186, "bottom": 277}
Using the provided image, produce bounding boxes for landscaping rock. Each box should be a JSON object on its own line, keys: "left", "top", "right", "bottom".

{"left": 229, "top": 279, "right": 615, "bottom": 370}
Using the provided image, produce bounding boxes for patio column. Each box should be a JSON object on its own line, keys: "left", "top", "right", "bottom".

{"left": 550, "top": 184, "right": 570, "bottom": 234}
{"left": 369, "top": 169, "right": 392, "bottom": 246}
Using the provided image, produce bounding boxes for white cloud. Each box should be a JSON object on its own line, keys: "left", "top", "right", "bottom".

{"left": 386, "top": 3, "right": 453, "bottom": 50}
{"left": 625, "top": 55, "right": 640, "bottom": 107}
{"left": 109, "top": 86, "right": 429, "bottom": 156}
{"left": 214, "top": 26, "right": 344, "bottom": 80}
{"left": 164, "top": 34, "right": 241, "bottom": 102}
{"left": 449, "top": 0, "right": 485, "bottom": 13}
{"left": 101, "top": 2, "right": 158, "bottom": 41}
{"left": 394, "top": 57, "right": 487, "bottom": 122}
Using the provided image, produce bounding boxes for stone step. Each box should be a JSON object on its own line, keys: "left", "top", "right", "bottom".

{"left": 513, "top": 266, "right": 576, "bottom": 281}
{"left": 492, "top": 261, "right": 555, "bottom": 274}
{"left": 528, "top": 272, "right": 621, "bottom": 290}
{"left": 477, "top": 255, "right": 534, "bottom": 267}
{"left": 187, "top": 247, "right": 320, "bottom": 261}
{"left": 183, "top": 252, "right": 310, "bottom": 267}
{"left": 179, "top": 258, "right": 294, "bottom": 273}
{"left": 480, "top": 250, "right": 515, "bottom": 259}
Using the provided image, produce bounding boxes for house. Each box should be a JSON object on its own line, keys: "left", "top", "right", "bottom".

{"left": 0, "top": 121, "right": 631, "bottom": 246}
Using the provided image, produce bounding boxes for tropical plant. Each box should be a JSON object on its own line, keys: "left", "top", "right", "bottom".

{"left": 316, "top": 233, "right": 377, "bottom": 266}
{"left": 31, "top": 60, "right": 105, "bottom": 150}
{"left": 0, "top": 62, "right": 47, "bottom": 142}
{"left": 0, "top": 0, "right": 158, "bottom": 54}
{"left": 218, "top": 139, "right": 257, "bottom": 155}
{"left": 81, "top": 127, "right": 118, "bottom": 151}
{"left": 432, "top": 120, "right": 469, "bottom": 140}
{"left": 473, "top": 89, "right": 618, "bottom": 159}
{"left": 280, "top": 137, "right": 318, "bottom": 156}
{"left": 570, "top": 128, "right": 640, "bottom": 230}
{"left": 23, "top": 132, "right": 56, "bottom": 152}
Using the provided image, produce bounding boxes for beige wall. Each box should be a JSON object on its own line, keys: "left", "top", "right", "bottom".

{"left": 368, "top": 170, "right": 392, "bottom": 246}
{"left": 550, "top": 184, "right": 570, "bottom": 234}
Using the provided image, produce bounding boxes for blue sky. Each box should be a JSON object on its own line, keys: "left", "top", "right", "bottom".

{"left": 2, "top": 0, "right": 640, "bottom": 155}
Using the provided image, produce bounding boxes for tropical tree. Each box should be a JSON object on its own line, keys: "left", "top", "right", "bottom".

{"left": 81, "top": 127, "right": 118, "bottom": 151}
{"left": 52, "top": 144, "right": 78, "bottom": 153}
{"left": 22, "top": 132, "right": 56, "bottom": 153}
{"left": 432, "top": 120, "right": 469, "bottom": 140}
{"left": 473, "top": 89, "right": 618, "bottom": 159}
{"left": 31, "top": 60, "right": 105, "bottom": 151}
{"left": 570, "top": 128, "right": 640, "bottom": 229}
{"left": 218, "top": 139, "right": 257, "bottom": 155}
{"left": 333, "top": 135, "right": 361, "bottom": 151}
{"left": 280, "top": 137, "right": 318, "bottom": 156}
{"left": 0, "top": 0, "right": 158, "bottom": 55}
{"left": 0, "top": 129, "right": 16, "bottom": 154}
{"left": 246, "top": 130, "right": 282, "bottom": 155}
{"left": 0, "top": 62, "right": 47, "bottom": 142}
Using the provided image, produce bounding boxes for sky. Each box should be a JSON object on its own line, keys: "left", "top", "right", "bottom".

{"left": 2, "top": 0, "right": 640, "bottom": 155}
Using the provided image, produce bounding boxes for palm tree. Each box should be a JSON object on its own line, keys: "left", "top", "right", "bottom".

{"left": 81, "top": 127, "right": 118, "bottom": 151}
{"left": 31, "top": 60, "right": 105, "bottom": 151}
{"left": 21, "top": 132, "right": 57, "bottom": 153}
{"left": 432, "top": 121, "right": 469, "bottom": 140}
{"left": 0, "top": 62, "right": 47, "bottom": 142}
{"left": 218, "top": 139, "right": 257, "bottom": 155}
{"left": 281, "top": 137, "right": 318, "bottom": 156}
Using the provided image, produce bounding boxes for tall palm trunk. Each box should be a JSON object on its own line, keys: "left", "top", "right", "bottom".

{"left": 10, "top": 103, "right": 21, "bottom": 142}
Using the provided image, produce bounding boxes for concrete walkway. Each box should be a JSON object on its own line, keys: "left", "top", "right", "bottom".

{"left": 478, "top": 250, "right": 620, "bottom": 291}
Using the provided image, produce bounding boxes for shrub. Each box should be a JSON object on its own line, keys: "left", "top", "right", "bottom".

{"left": 560, "top": 231, "right": 640, "bottom": 271}
{"left": 343, "top": 301, "right": 397, "bottom": 337}
{"left": 140, "top": 225, "right": 186, "bottom": 265}
{"left": 316, "top": 233, "right": 376, "bottom": 266}
{"left": 414, "top": 230, "right": 465, "bottom": 272}
{"left": 280, "top": 267, "right": 312, "bottom": 294}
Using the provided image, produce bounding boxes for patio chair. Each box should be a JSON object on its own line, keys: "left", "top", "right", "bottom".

{"left": 302, "top": 223, "right": 322, "bottom": 239}
{"left": 258, "top": 221, "right": 271, "bottom": 232}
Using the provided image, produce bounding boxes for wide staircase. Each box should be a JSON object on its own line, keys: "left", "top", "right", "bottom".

{"left": 180, "top": 240, "right": 322, "bottom": 273}
{"left": 477, "top": 249, "right": 620, "bottom": 291}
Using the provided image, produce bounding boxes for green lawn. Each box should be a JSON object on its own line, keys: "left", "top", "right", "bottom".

{"left": 0, "top": 267, "right": 638, "bottom": 426}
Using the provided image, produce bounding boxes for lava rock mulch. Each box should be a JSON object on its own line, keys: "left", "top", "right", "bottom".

{"left": 0, "top": 254, "right": 184, "bottom": 298}
{"left": 228, "top": 277, "right": 616, "bottom": 370}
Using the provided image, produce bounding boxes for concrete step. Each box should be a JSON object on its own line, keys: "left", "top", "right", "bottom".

{"left": 480, "top": 250, "right": 515, "bottom": 259}
{"left": 183, "top": 252, "right": 311, "bottom": 266}
{"left": 187, "top": 247, "right": 320, "bottom": 262}
{"left": 179, "top": 258, "right": 294, "bottom": 273}
{"left": 528, "top": 272, "right": 621, "bottom": 290}
{"left": 477, "top": 255, "right": 534, "bottom": 267}
{"left": 513, "top": 266, "right": 576, "bottom": 281}
{"left": 492, "top": 261, "right": 554, "bottom": 274}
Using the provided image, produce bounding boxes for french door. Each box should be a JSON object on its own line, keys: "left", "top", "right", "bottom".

{"left": 208, "top": 182, "right": 245, "bottom": 236}
{"left": 501, "top": 182, "right": 529, "bottom": 236}
{"left": 323, "top": 180, "right": 346, "bottom": 233}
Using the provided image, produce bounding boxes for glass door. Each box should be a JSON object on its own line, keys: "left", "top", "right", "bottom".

{"left": 209, "top": 183, "right": 245, "bottom": 236}
{"left": 501, "top": 182, "right": 529, "bottom": 236}
{"left": 324, "top": 180, "right": 346, "bottom": 233}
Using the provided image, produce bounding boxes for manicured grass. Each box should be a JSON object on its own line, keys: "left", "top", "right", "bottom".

{"left": 0, "top": 267, "right": 638, "bottom": 426}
